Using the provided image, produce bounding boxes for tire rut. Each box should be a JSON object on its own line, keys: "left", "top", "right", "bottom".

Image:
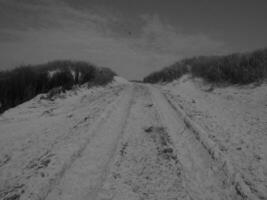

{"left": 149, "top": 85, "right": 245, "bottom": 200}
{"left": 3, "top": 83, "right": 254, "bottom": 200}
{"left": 0, "top": 86, "right": 125, "bottom": 200}
{"left": 95, "top": 84, "right": 192, "bottom": 200}
{"left": 44, "top": 85, "right": 134, "bottom": 200}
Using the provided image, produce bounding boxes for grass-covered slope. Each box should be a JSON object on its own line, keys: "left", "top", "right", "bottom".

{"left": 0, "top": 60, "right": 116, "bottom": 113}
{"left": 143, "top": 48, "right": 267, "bottom": 84}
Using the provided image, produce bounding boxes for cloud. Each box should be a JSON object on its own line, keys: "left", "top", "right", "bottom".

{"left": 134, "top": 14, "right": 227, "bottom": 56}
{"left": 0, "top": 1, "right": 227, "bottom": 79}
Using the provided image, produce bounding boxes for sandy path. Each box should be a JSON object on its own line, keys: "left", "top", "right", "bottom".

{"left": 94, "top": 84, "right": 191, "bottom": 200}
{"left": 0, "top": 85, "right": 129, "bottom": 200}
{"left": 149, "top": 85, "right": 241, "bottom": 200}
{"left": 83, "top": 84, "right": 242, "bottom": 200}
{"left": 45, "top": 85, "right": 134, "bottom": 200}
{"left": 160, "top": 77, "right": 266, "bottom": 200}
{"left": 1, "top": 83, "right": 251, "bottom": 200}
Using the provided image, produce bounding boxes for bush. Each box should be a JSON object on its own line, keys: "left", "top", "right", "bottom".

{"left": 0, "top": 60, "right": 116, "bottom": 113}
{"left": 143, "top": 48, "right": 267, "bottom": 85}
{"left": 143, "top": 62, "right": 188, "bottom": 83}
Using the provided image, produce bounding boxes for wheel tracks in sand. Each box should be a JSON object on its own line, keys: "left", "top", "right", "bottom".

{"left": 149, "top": 85, "right": 259, "bottom": 200}
{"left": 95, "top": 84, "right": 192, "bottom": 200}
{"left": 2, "top": 84, "right": 260, "bottom": 200}
{"left": 72, "top": 84, "right": 247, "bottom": 200}
{"left": 44, "top": 85, "right": 134, "bottom": 200}
{"left": 2, "top": 85, "right": 133, "bottom": 200}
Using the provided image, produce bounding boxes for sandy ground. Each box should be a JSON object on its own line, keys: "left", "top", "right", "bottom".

{"left": 0, "top": 77, "right": 266, "bottom": 200}
{"left": 0, "top": 81, "right": 129, "bottom": 200}
{"left": 161, "top": 75, "right": 267, "bottom": 200}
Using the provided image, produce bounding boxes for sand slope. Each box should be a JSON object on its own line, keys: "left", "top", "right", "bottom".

{"left": 0, "top": 78, "right": 266, "bottom": 200}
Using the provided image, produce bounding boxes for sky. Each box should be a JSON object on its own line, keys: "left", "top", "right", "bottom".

{"left": 0, "top": 0, "right": 267, "bottom": 79}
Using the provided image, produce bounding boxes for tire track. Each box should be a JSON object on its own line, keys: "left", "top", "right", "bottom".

{"left": 3, "top": 83, "right": 256, "bottom": 200}
{"left": 148, "top": 85, "right": 242, "bottom": 200}
{"left": 95, "top": 84, "right": 192, "bottom": 200}
{"left": 162, "top": 91, "right": 261, "bottom": 200}
{"left": 6, "top": 85, "right": 131, "bottom": 200}
{"left": 0, "top": 86, "right": 125, "bottom": 200}
{"left": 45, "top": 85, "right": 134, "bottom": 200}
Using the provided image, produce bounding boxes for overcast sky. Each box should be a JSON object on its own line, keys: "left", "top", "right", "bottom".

{"left": 0, "top": 0, "right": 267, "bottom": 79}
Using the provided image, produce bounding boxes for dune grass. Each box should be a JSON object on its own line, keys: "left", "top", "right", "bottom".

{"left": 143, "top": 48, "right": 267, "bottom": 85}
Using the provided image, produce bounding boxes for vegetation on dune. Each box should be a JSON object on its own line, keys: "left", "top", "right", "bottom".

{"left": 143, "top": 62, "right": 188, "bottom": 84}
{"left": 143, "top": 48, "right": 267, "bottom": 84}
{"left": 0, "top": 60, "right": 116, "bottom": 113}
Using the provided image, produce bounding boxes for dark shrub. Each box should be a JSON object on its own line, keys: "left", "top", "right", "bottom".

{"left": 144, "top": 48, "right": 267, "bottom": 85}
{"left": 0, "top": 60, "right": 116, "bottom": 113}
